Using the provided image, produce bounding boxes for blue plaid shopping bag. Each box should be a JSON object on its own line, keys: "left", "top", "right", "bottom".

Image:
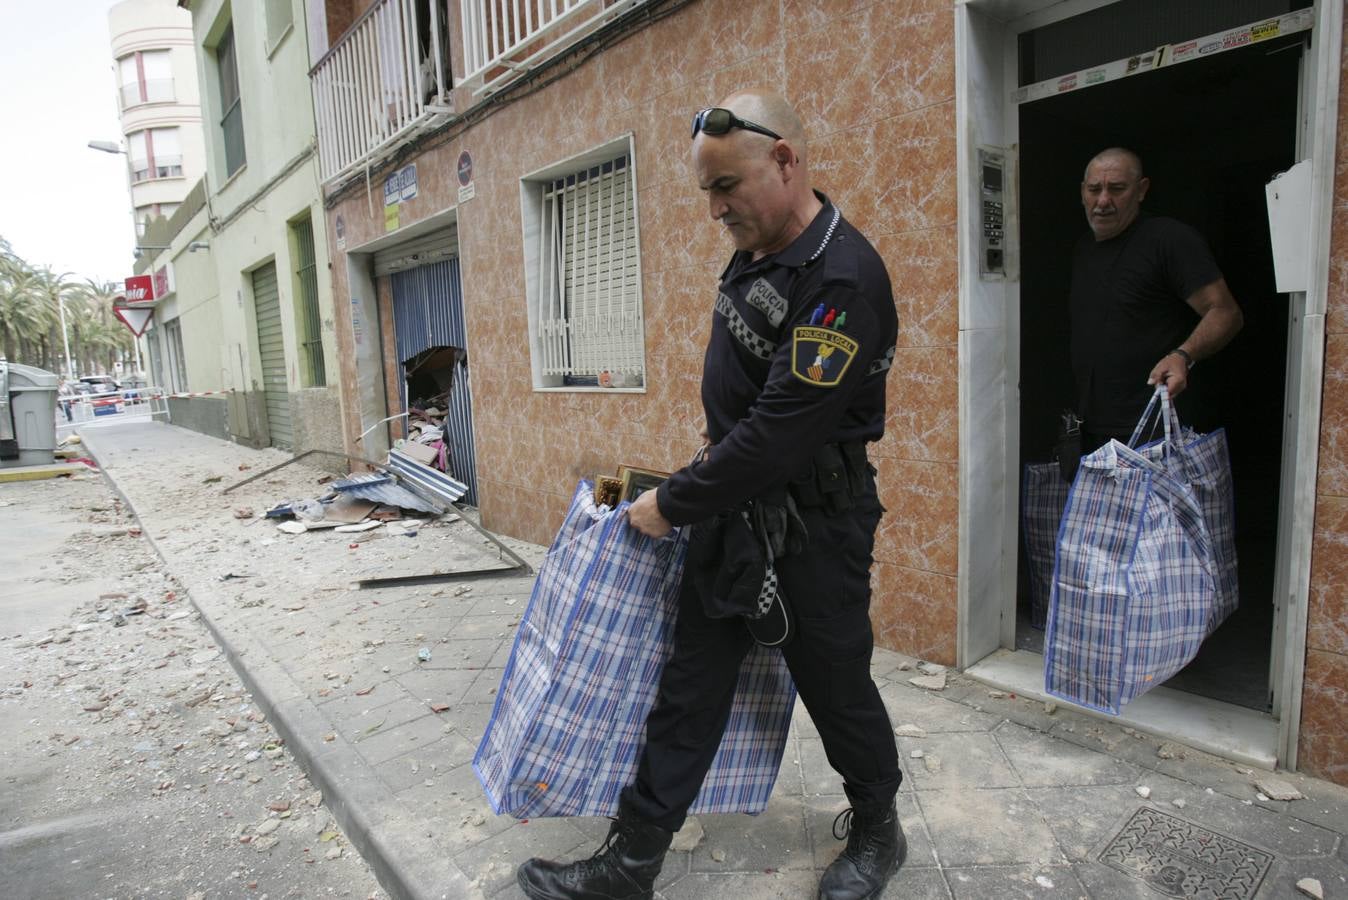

{"left": 1022, "top": 462, "right": 1071, "bottom": 630}
{"left": 474, "top": 481, "right": 797, "bottom": 819}
{"left": 1045, "top": 388, "right": 1235, "bottom": 714}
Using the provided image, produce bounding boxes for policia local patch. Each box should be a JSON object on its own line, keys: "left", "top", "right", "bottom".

{"left": 791, "top": 325, "right": 858, "bottom": 387}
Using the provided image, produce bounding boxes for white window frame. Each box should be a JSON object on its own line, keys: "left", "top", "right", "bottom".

{"left": 264, "top": 0, "right": 294, "bottom": 56}
{"left": 520, "top": 134, "right": 646, "bottom": 392}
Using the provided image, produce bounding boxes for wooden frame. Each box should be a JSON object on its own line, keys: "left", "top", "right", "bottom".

{"left": 617, "top": 465, "right": 668, "bottom": 504}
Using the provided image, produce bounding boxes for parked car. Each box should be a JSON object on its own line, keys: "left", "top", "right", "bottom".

{"left": 78, "top": 375, "right": 120, "bottom": 396}
{"left": 119, "top": 375, "right": 147, "bottom": 400}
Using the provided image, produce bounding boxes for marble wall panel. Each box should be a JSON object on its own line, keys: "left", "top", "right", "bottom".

{"left": 848, "top": 104, "right": 958, "bottom": 239}
{"left": 1308, "top": 496, "right": 1348, "bottom": 658}
{"left": 870, "top": 561, "right": 957, "bottom": 666}
{"left": 707, "top": 51, "right": 786, "bottom": 112}
{"left": 872, "top": 456, "right": 958, "bottom": 576}
{"left": 872, "top": 347, "right": 959, "bottom": 463}
{"left": 1298, "top": 648, "right": 1348, "bottom": 787}
{"left": 1317, "top": 334, "right": 1348, "bottom": 498}
{"left": 633, "top": 82, "right": 711, "bottom": 192}
{"left": 781, "top": 0, "right": 875, "bottom": 37}
{"left": 784, "top": 6, "right": 880, "bottom": 138}
{"left": 1328, "top": 205, "right": 1348, "bottom": 335}
{"left": 872, "top": 227, "right": 959, "bottom": 349}
{"left": 811, "top": 125, "right": 875, "bottom": 228}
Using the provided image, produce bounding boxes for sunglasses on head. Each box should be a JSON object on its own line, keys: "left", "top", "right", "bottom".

{"left": 691, "top": 107, "right": 782, "bottom": 141}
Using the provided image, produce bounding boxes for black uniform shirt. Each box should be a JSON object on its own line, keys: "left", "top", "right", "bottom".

{"left": 1069, "top": 214, "right": 1223, "bottom": 433}
{"left": 656, "top": 193, "right": 899, "bottom": 526}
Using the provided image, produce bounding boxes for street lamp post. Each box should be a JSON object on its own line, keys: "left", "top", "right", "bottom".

{"left": 57, "top": 294, "right": 74, "bottom": 379}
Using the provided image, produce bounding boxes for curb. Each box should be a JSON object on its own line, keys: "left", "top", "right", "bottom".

{"left": 82, "top": 428, "right": 483, "bottom": 900}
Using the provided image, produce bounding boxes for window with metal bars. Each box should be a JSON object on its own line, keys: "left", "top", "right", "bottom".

{"left": 525, "top": 146, "right": 644, "bottom": 389}
{"left": 292, "top": 217, "right": 327, "bottom": 386}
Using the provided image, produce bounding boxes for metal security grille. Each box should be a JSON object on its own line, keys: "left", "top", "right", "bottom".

{"left": 293, "top": 218, "right": 326, "bottom": 386}
{"left": 251, "top": 263, "right": 292, "bottom": 449}
{"left": 537, "top": 154, "right": 643, "bottom": 384}
{"left": 390, "top": 258, "right": 479, "bottom": 506}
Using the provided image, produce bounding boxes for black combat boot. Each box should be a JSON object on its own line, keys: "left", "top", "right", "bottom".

{"left": 817, "top": 799, "right": 907, "bottom": 900}
{"left": 516, "top": 804, "right": 673, "bottom": 900}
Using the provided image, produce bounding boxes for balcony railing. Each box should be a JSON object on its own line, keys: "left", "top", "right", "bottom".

{"left": 459, "top": 0, "right": 648, "bottom": 95}
{"left": 120, "top": 79, "right": 176, "bottom": 108}
{"left": 310, "top": 0, "right": 453, "bottom": 183}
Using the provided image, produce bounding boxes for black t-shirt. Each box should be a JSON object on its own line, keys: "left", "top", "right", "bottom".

{"left": 1069, "top": 214, "right": 1223, "bottom": 434}
{"left": 655, "top": 193, "right": 899, "bottom": 526}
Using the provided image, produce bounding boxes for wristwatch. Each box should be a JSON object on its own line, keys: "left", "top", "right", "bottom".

{"left": 1171, "top": 347, "right": 1194, "bottom": 370}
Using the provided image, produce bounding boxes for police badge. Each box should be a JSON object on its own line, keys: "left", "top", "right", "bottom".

{"left": 790, "top": 325, "right": 858, "bottom": 387}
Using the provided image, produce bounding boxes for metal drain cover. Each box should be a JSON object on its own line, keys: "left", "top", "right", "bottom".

{"left": 1098, "top": 807, "right": 1273, "bottom": 898}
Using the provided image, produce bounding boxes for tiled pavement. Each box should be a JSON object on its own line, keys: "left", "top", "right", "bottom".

{"left": 81, "top": 422, "right": 1348, "bottom": 899}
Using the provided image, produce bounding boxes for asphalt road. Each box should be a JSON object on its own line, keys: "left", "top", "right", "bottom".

{"left": 0, "top": 470, "right": 388, "bottom": 900}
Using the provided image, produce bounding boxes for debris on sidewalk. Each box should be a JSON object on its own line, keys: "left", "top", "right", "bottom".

{"left": 909, "top": 672, "right": 947, "bottom": 691}
{"left": 1254, "top": 776, "right": 1304, "bottom": 801}
{"left": 1296, "top": 877, "right": 1324, "bottom": 899}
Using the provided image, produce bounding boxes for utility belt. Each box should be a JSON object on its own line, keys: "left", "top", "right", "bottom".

{"left": 787, "top": 441, "right": 874, "bottom": 515}
{"left": 689, "top": 440, "right": 874, "bottom": 642}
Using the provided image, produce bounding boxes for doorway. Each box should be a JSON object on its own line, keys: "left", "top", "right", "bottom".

{"left": 388, "top": 256, "right": 480, "bottom": 506}
{"left": 1015, "top": 34, "right": 1303, "bottom": 712}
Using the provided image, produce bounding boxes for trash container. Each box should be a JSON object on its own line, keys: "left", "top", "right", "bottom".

{"left": 0, "top": 361, "right": 59, "bottom": 468}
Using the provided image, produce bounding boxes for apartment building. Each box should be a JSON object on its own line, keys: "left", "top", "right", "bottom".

{"left": 107, "top": 0, "right": 205, "bottom": 242}
{"left": 305, "top": 0, "right": 1346, "bottom": 784}
{"left": 137, "top": 0, "right": 338, "bottom": 452}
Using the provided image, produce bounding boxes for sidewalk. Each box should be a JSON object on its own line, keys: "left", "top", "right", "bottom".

{"left": 81, "top": 421, "right": 1347, "bottom": 900}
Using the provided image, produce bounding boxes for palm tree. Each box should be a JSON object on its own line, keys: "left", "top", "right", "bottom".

{"left": 71, "top": 279, "right": 132, "bottom": 374}
{"left": 18, "top": 267, "right": 80, "bottom": 374}
{"left": 0, "top": 260, "right": 56, "bottom": 365}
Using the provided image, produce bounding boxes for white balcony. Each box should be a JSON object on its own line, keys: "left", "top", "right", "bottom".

{"left": 459, "top": 0, "right": 650, "bottom": 96}
{"left": 310, "top": 0, "right": 454, "bottom": 183}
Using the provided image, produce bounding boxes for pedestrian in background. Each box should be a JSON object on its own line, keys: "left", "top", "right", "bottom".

{"left": 516, "top": 88, "right": 905, "bottom": 900}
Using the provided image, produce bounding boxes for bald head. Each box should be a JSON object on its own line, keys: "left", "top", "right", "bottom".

{"left": 721, "top": 88, "right": 808, "bottom": 153}
{"left": 1083, "top": 147, "right": 1144, "bottom": 182}
{"left": 692, "top": 88, "right": 822, "bottom": 258}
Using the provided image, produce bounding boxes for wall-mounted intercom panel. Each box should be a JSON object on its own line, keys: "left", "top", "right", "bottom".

{"left": 978, "top": 148, "right": 1006, "bottom": 280}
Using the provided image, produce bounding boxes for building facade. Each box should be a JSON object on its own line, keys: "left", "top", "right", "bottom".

{"left": 139, "top": 0, "right": 339, "bottom": 454}
{"left": 107, "top": 0, "right": 206, "bottom": 242}
{"left": 312, "top": 0, "right": 1346, "bottom": 785}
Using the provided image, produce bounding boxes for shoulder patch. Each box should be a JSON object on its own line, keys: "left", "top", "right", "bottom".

{"left": 791, "top": 326, "right": 858, "bottom": 387}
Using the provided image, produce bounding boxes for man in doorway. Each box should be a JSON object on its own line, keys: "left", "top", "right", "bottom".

{"left": 515, "top": 89, "right": 905, "bottom": 900}
{"left": 1071, "top": 147, "right": 1244, "bottom": 450}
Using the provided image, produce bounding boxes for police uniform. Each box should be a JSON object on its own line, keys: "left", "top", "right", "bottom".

{"left": 623, "top": 192, "right": 902, "bottom": 831}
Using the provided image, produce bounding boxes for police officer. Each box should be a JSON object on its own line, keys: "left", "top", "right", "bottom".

{"left": 516, "top": 88, "right": 904, "bottom": 900}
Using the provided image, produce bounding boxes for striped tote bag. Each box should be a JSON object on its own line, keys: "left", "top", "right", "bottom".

{"left": 474, "top": 480, "right": 797, "bottom": 819}
{"left": 1045, "top": 389, "right": 1233, "bottom": 714}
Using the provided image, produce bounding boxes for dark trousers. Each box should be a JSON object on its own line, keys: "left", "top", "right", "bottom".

{"left": 623, "top": 488, "right": 901, "bottom": 831}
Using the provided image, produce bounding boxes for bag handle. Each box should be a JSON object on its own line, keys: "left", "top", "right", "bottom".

{"left": 1127, "top": 385, "right": 1184, "bottom": 451}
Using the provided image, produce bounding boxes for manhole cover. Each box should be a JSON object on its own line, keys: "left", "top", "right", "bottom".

{"left": 1094, "top": 802, "right": 1272, "bottom": 894}
{"left": 1098, "top": 807, "right": 1273, "bottom": 899}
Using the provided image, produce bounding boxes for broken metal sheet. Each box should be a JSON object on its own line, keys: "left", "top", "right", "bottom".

{"left": 387, "top": 449, "right": 467, "bottom": 505}
{"left": 332, "top": 472, "right": 443, "bottom": 515}
{"left": 331, "top": 473, "right": 393, "bottom": 491}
